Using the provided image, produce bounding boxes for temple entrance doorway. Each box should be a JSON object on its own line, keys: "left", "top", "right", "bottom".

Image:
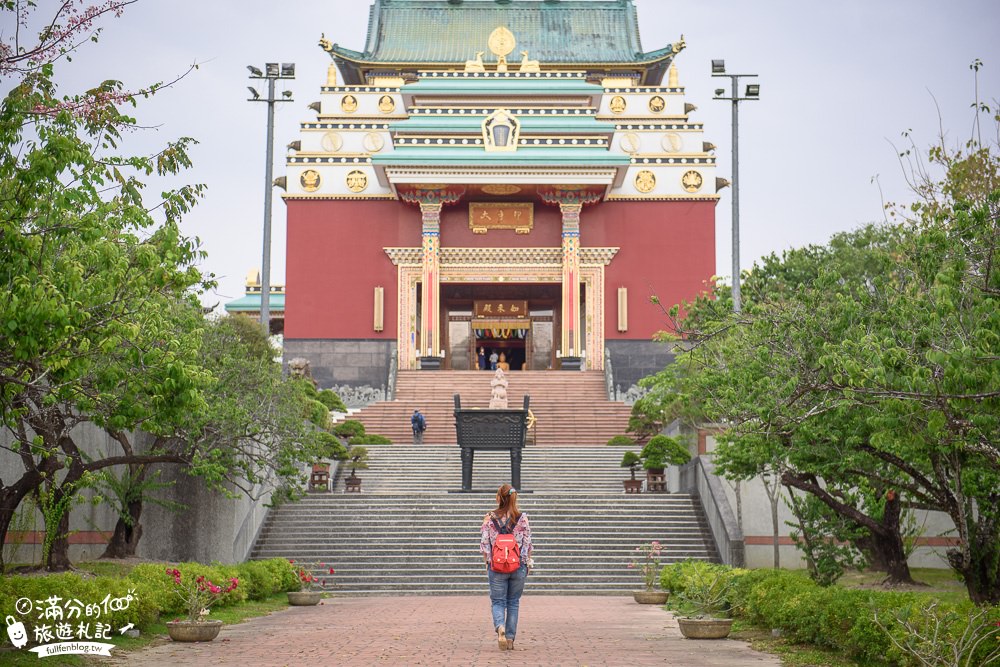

{"left": 442, "top": 283, "right": 560, "bottom": 371}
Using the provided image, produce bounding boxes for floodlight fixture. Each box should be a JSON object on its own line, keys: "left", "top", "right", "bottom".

{"left": 247, "top": 65, "right": 263, "bottom": 77}
{"left": 711, "top": 59, "right": 726, "bottom": 74}
{"left": 265, "top": 62, "right": 279, "bottom": 77}
{"left": 282, "top": 90, "right": 293, "bottom": 98}
{"left": 714, "top": 88, "right": 725, "bottom": 97}
{"left": 745, "top": 83, "right": 760, "bottom": 98}
{"left": 281, "top": 63, "right": 295, "bottom": 77}
{"left": 247, "top": 86, "right": 260, "bottom": 100}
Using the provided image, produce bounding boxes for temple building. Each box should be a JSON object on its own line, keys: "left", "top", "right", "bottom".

{"left": 281, "top": 0, "right": 721, "bottom": 391}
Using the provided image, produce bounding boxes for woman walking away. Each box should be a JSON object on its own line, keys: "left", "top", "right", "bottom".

{"left": 481, "top": 483, "right": 533, "bottom": 651}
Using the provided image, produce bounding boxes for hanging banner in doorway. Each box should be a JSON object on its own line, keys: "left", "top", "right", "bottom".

{"left": 469, "top": 202, "right": 533, "bottom": 234}
{"left": 474, "top": 300, "right": 528, "bottom": 319}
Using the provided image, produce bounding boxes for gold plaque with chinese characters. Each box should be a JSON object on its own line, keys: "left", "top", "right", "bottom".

{"left": 345, "top": 169, "right": 368, "bottom": 193}
{"left": 648, "top": 95, "right": 666, "bottom": 113}
{"left": 609, "top": 95, "right": 627, "bottom": 114}
{"left": 481, "top": 184, "right": 521, "bottom": 196}
{"left": 340, "top": 94, "right": 358, "bottom": 113}
{"left": 300, "top": 169, "right": 321, "bottom": 192}
{"left": 474, "top": 300, "right": 528, "bottom": 319}
{"left": 634, "top": 170, "right": 656, "bottom": 193}
{"left": 681, "top": 170, "right": 703, "bottom": 193}
{"left": 469, "top": 202, "right": 533, "bottom": 234}
{"left": 378, "top": 95, "right": 395, "bottom": 113}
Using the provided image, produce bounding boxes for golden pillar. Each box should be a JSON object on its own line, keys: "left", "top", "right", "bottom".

{"left": 419, "top": 202, "right": 442, "bottom": 358}
{"left": 559, "top": 202, "right": 583, "bottom": 356}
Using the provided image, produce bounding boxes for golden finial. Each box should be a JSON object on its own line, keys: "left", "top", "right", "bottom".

{"left": 326, "top": 64, "right": 338, "bottom": 86}
{"left": 668, "top": 62, "right": 679, "bottom": 88}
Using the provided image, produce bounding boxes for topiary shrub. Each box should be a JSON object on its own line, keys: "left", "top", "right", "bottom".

{"left": 317, "top": 388, "right": 347, "bottom": 413}
{"left": 607, "top": 435, "right": 635, "bottom": 446}
{"left": 312, "top": 431, "right": 348, "bottom": 460}
{"left": 333, "top": 419, "right": 366, "bottom": 438}
{"left": 303, "top": 399, "right": 331, "bottom": 429}
{"left": 349, "top": 434, "right": 392, "bottom": 445}
{"left": 640, "top": 434, "right": 691, "bottom": 470}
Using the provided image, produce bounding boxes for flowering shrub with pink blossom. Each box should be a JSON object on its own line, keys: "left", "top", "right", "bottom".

{"left": 628, "top": 541, "right": 663, "bottom": 591}
{"left": 288, "top": 559, "right": 336, "bottom": 592}
{"left": 165, "top": 568, "right": 239, "bottom": 622}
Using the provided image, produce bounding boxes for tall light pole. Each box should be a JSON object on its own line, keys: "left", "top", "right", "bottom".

{"left": 712, "top": 60, "right": 759, "bottom": 313}
{"left": 247, "top": 62, "right": 295, "bottom": 331}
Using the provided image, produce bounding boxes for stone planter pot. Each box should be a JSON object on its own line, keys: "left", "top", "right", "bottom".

{"left": 677, "top": 617, "right": 734, "bottom": 639}
{"left": 633, "top": 590, "right": 669, "bottom": 604}
{"left": 166, "top": 620, "right": 223, "bottom": 642}
{"left": 623, "top": 479, "right": 643, "bottom": 494}
{"left": 287, "top": 591, "right": 324, "bottom": 606}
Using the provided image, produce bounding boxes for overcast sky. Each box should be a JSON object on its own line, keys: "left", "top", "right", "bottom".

{"left": 31, "top": 0, "right": 1000, "bottom": 309}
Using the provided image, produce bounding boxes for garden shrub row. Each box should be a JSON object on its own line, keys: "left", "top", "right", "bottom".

{"left": 0, "top": 558, "right": 299, "bottom": 632}
{"left": 659, "top": 562, "right": 1000, "bottom": 666}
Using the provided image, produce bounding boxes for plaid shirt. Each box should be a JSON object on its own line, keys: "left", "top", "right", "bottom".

{"left": 480, "top": 512, "right": 532, "bottom": 561}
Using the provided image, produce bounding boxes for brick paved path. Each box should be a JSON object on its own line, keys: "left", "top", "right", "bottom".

{"left": 118, "top": 596, "right": 780, "bottom": 666}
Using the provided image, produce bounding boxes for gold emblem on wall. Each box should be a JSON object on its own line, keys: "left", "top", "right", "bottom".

{"left": 378, "top": 95, "right": 395, "bottom": 113}
{"left": 662, "top": 132, "right": 683, "bottom": 153}
{"left": 488, "top": 26, "right": 516, "bottom": 58}
{"left": 634, "top": 170, "right": 656, "bottom": 193}
{"left": 321, "top": 131, "right": 343, "bottom": 152}
{"left": 620, "top": 132, "right": 640, "bottom": 154}
{"left": 648, "top": 95, "right": 666, "bottom": 113}
{"left": 300, "top": 169, "right": 321, "bottom": 193}
{"left": 341, "top": 94, "right": 358, "bottom": 113}
{"left": 609, "top": 95, "right": 627, "bottom": 114}
{"left": 469, "top": 202, "right": 533, "bottom": 234}
{"left": 345, "top": 169, "right": 368, "bottom": 193}
{"left": 481, "top": 184, "right": 522, "bottom": 195}
{"left": 681, "top": 170, "right": 704, "bottom": 193}
{"left": 363, "top": 132, "right": 385, "bottom": 153}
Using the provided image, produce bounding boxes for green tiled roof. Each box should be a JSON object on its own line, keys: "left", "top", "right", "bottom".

{"left": 224, "top": 293, "right": 286, "bottom": 313}
{"left": 329, "top": 0, "right": 677, "bottom": 84}
{"left": 372, "top": 146, "right": 630, "bottom": 167}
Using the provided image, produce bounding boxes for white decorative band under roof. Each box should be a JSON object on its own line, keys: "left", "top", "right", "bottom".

{"left": 419, "top": 71, "right": 588, "bottom": 79}
{"left": 411, "top": 108, "right": 596, "bottom": 115}
{"left": 615, "top": 124, "right": 704, "bottom": 130}
{"left": 629, "top": 157, "right": 716, "bottom": 165}
{"left": 302, "top": 123, "right": 392, "bottom": 130}
{"left": 288, "top": 156, "right": 373, "bottom": 164}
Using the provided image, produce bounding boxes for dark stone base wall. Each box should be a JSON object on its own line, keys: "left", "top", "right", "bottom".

{"left": 606, "top": 340, "right": 678, "bottom": 391}
{"left": 284, "top": 339, "right": 396, "bottom": 389}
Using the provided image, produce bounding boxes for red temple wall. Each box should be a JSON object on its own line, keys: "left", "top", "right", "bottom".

{"left": 285, "top": 198, "right": 715, "bottom": 341}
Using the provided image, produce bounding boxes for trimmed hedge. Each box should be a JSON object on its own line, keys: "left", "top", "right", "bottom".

{"left": 660, "top": 563, "right": 1000, "bottom": 666}
{"left": 0, "top": 558, "right": 299, "bottom": 634}
{"left": 607, "top": 435, "right": 635, "bottom": 446}
{"left": 349, "top": 434, "right": 392, "bottom": 445}
{"left": 317, "top": 389, "right": 347, "bottom": 413}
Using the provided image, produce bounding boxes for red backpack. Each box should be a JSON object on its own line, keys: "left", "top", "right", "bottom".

{"left": 490, "top": 515, "right": 521, "bottom": 573}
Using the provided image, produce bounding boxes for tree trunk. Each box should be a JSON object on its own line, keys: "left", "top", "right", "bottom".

{"left": 949, "top": 523, "right": 1000, "bottom": 605}
{"left": 100, "top": 499, "right": 144, "bottom": 559}
{"left": 854, "top": 533, "right": 890, "bottom": 572}
{"left": 0, "top": 474, "right": 45, "bottom": 571}
{"left": 45, "top": 511, "right": 72, "bottom": 572}
{"left": 869, "top": 491, "right": 915, "bottom": 585}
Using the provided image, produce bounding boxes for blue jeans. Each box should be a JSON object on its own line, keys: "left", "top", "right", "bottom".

{"left": 487, "top": 562, "right": 527, "bottom": 640}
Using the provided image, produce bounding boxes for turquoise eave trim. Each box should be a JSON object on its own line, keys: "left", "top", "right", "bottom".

{"left": 390, "top": 115, "right": 612, "bottom": 134}
{"left": 224, "top": 294, "right": 286, "bottom": 312}
{"left": 402, "top": 78, "right": 603, "bottom": 96}
{"left": 371, "top": 147, "right": 630, "bottom": 167}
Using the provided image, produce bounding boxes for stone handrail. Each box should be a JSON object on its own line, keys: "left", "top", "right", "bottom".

{"left": 678, "top": 456, "right": 745, "bottom": 567}
{"left": 232, "top": 483, "right": 272, "bottom": 563}
{"left": 387, "top": 348, "right": 398, "bottom": 401}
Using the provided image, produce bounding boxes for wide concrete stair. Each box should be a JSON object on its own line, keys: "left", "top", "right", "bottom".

{"left": 346, "top": 370, "right": 632, "bottom": 446}
{"left": 251, "top": 446, "right": 718, "bottom": 595}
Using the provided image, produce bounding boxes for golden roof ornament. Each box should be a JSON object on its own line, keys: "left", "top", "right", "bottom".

{"left": 671, "top": 34, "right": 686, "bottom": 55}
{"left": 488, "top": 26, "right": 516, "bottom": 58}
{"left": 668, "top": 62, "right": 679, "bottom": 88}
{"left": 326, "top": 63, "right": 338, "bottom": 86}
{"left": 519, "top": 51, "right": 540, "bottom": 73}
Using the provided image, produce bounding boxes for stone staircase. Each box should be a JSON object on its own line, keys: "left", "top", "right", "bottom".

{"left": 251, "top": 446, "right": 718, "bottom": 595}
{"left": 346, "top": 370, "right": 632, "bottom": 446}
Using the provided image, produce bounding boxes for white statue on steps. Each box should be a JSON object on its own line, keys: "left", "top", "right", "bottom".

{"left": 489, "top": 368, "right": 509, "bottom": 409}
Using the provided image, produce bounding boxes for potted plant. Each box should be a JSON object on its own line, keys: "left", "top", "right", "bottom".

{"left": 640, "top": 435, "right": 691, "bottom": 493}
{"left": 344, "top": 445, "right": 369, "bottom": 492}
{"left": 620, "top": 451, "right": 643, "bottom": 493}
{"left": 287, "top": 559, "right": 335, "bottom": 605}
{"left": 629, "top": 541, "right": 668, "bottom": 603}
{"left": 675, "top": 566, "right": 735, "bottom": 639}
{"left": 164, "top": 568, "right": 239, "bottom": 642}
